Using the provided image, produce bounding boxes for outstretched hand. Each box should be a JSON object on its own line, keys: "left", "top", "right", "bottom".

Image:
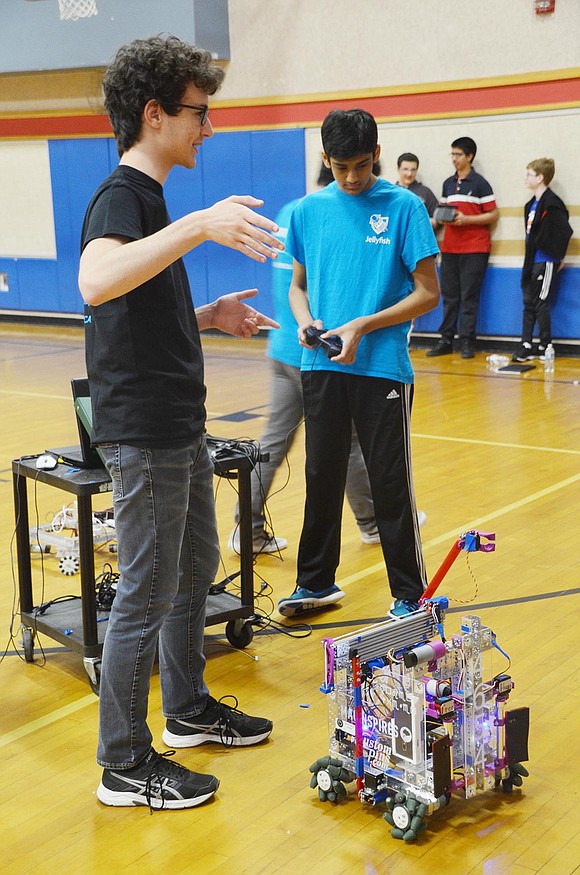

{"left": 200, "top": 196, "right": 285, "bottom": 263}
{"left": 211, "top": 289, "right": 280, "bottom": 337}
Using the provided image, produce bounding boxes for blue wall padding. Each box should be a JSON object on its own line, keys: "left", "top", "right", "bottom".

{"left": 413, "top": 262, "right": 579, "bottom": 339}
{"left": 1, "top": 128, "right": 578, "bottom": 341}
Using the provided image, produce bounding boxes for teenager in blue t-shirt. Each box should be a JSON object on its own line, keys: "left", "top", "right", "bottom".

{"left": 230, "top": 166, "right": 396, "bottom": 555}
{"left": 277, "top": 109, "right": 440, "bottom": 619}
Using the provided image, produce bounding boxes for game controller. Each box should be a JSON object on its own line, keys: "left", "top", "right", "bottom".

{"left": 304, "top": 326, "right": 343, "bottom": 359}
{"left": 433, "top": 205, "right": 458, "bottom": 224}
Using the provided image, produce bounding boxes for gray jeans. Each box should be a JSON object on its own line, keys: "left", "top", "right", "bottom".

{"left": 236, "top": 359, "right": 376, "bottom": 535}
{"left": 97, "top": 437, "right": 219, "bottom": 769}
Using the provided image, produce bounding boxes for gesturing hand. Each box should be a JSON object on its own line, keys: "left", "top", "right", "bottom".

{"left": 200, "top": 196, "right": 285, "bottom": 263}
{"left": 211, "top": 289, "right": 280, "bottom": 337}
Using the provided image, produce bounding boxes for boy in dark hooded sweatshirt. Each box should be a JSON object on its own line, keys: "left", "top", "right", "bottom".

{"left": 512, "top": 158, "right": 573, "bottom": 362}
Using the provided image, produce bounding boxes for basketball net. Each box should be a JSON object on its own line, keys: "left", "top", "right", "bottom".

{"left": 58, "top": 0, "right": 98, "bottom": 21}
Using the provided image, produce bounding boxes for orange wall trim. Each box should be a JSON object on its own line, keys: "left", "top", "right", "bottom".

{"left": 0, "top": 113, "right": 113, "bottom": 138}
{"left": 1, "top": 76, "right": 579, "bottom": 139}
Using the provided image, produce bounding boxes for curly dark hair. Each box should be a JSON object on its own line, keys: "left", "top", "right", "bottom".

{"left": 103, "top": 35, "right": 225, "bottom": 155}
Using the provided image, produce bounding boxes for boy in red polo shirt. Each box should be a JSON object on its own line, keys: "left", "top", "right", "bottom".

{"left": 427, "top": 137, "right": 498, "bottom": 359}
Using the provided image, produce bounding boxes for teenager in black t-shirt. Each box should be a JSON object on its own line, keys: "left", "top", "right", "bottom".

{"left": 79, "top": 36, "right": 282, "bottom": 811}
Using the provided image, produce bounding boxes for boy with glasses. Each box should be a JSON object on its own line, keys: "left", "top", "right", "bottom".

{"left": 427, "top": 137, "right": 498, "bottom": 359}
{"left": 79, "top": 35, "right": 281, "bottom": 811}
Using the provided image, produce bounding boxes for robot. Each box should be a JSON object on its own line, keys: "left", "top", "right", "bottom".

{"left": 309, "top": 532, "right": 529, "bottom": 842}
{"left": 29, "top": 502, "right": 116, "bottom": 575}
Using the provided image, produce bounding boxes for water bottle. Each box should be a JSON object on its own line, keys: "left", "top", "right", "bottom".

{"left": 486, "top": 354, "right": 510, "bottom": 369}
{"left": 543, "top": 343, "right": 555, "bottom": 373}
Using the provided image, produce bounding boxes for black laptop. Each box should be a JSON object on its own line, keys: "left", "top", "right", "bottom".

{"left": 47, "top": 377, "right": 106, "bottom": 469}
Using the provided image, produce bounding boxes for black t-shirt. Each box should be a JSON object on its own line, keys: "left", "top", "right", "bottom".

{"left": 81, "top": 165, "right": 206, "bottom": 446}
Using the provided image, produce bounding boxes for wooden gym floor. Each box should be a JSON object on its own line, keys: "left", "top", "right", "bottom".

{"left": 0, "top": 322, "right": 579, "bottom": 874}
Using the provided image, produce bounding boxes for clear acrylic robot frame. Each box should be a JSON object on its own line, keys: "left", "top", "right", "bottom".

{"left": 309, "top": 532, "right": 530, "bottom": 842}
{"left": 29, "top": 502, "right": 116, "bottom": 575}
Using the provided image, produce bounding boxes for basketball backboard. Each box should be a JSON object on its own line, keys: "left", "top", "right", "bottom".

{"left": 4, "top": 1, "right": 230, "bottom": 73}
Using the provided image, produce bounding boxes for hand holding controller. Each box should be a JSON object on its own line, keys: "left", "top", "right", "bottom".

{"left": 304, "top": 326, "right": 343, "bottom": 359}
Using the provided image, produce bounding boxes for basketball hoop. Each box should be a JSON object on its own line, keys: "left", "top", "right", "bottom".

{"left": 58, "top": 0, "right": 98, "bottom": 20}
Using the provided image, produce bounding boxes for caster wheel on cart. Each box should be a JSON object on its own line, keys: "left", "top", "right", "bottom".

{"left": 84, "top": 659, "right": 101, "bottom": 696}
{"left": 21, "top": 627, "right": 35, "bottom": 663}
{"left": 225, "top": 618, "right": 254, "bottom": 649}
{"left": 89, "top": 672, "right": 100, "bottom": 696}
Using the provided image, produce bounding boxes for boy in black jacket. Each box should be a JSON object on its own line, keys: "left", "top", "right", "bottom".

{"left": 512, "top": 158, "right": 573, "bottom": 362}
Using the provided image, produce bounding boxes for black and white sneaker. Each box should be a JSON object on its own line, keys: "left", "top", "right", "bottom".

{"left": 97, "top": 748, "right": 219, "bottom": 810}
{"left": 512, "top": 343, "right": 534, "bottom": 363}
{"left": 162, "top": 696, "right": 273, "bottom": 748}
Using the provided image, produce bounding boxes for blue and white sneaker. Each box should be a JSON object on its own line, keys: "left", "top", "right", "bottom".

{"left": 389, "top": 599, "right": 420, "bottom": 619}
{"left": 278, "top": 585, "right": 344, "bottom": 617}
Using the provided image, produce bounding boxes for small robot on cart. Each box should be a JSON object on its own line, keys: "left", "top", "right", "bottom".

{"left": 29, "top": 502, "right": 116, "bottom": 575}
{"left": 309, "top": 532, "right": 529, "bottom": 842}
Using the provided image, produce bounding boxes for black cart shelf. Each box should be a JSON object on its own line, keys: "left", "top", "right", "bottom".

{"left": 12, "top": 438, "right": 257, "bottom": 693}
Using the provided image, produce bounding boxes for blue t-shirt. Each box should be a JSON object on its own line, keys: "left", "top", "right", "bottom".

{"left": 267, "top": 198, "right": 303, "bottom": 368}
{"left": 286, "top": 178, "right": 439, "bottom": 383}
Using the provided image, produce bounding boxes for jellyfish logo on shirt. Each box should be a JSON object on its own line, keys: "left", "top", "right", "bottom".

{"left": 369, "top": 214, "right": 389, "bottom": 235}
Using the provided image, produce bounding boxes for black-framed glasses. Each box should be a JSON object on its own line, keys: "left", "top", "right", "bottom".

{"left": 171, "top": 103, "right": 210, "bottom": 125}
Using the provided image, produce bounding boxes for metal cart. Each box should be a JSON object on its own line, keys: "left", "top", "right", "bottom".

{"left": 12, "top": 438, "right": 257, "bottom": 693}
